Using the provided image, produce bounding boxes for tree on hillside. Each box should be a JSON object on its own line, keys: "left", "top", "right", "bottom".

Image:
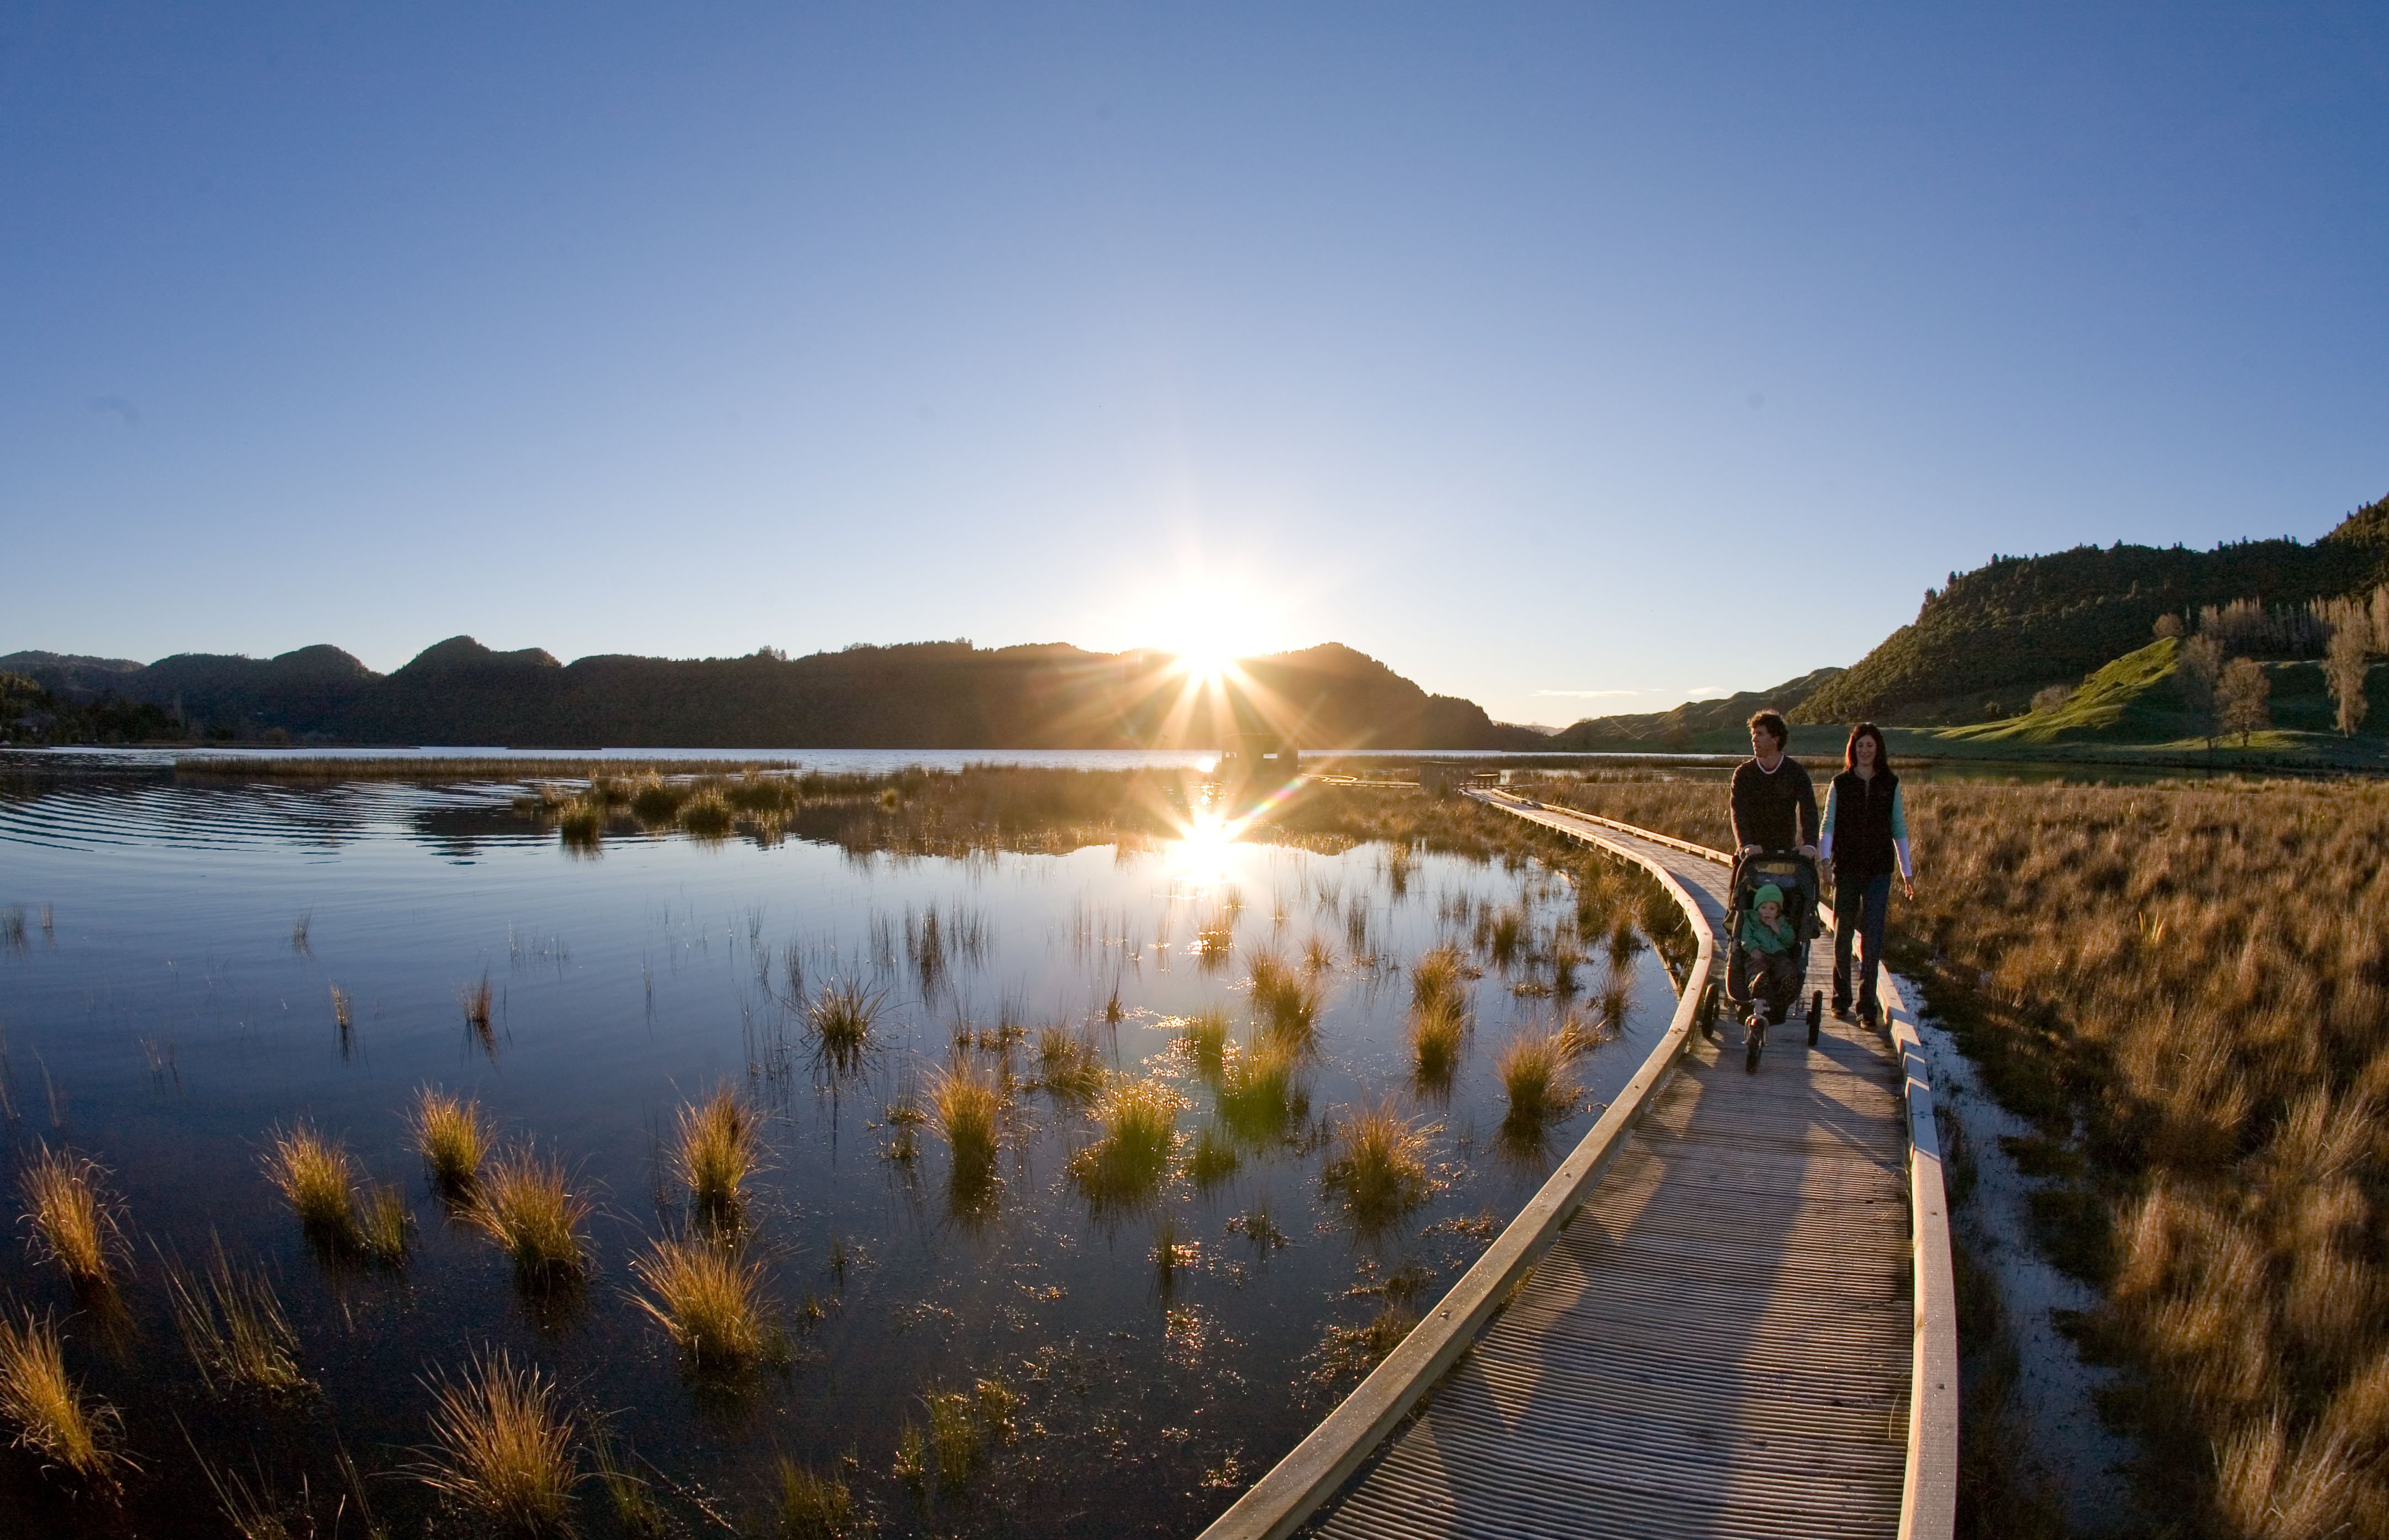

{"left": 2218, "top": 657, "right": 2271, "bottom": 746}
{"left": 2178, "top": 635, "right": 2223, "bottom": 749}
{"left": 2030, "top": 684, "right": 2071, "bottom": 715}
{"left": 2327, "top": 621, "right": 2371, "bottom": 737}
{"left": 2153, "top": 613, "right": 2185, "bottom": 640}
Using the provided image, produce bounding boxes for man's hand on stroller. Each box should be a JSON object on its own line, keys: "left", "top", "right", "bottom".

{"left": 1796, "top": 843, "right": 1819, "bottom": 861}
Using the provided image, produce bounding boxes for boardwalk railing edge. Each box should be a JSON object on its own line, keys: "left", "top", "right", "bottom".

{"left": 1487, "top": 791, "right": 1959, "bottom": 1540}
{"left": 1193, "top": 800, "right": 1717, "bottom": 1540}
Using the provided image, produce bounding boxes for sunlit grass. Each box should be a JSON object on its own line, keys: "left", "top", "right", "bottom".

{"left": 629, "top": 1236, "right": 770, "bottom": 1366}
{"left": 0, "top": 1308, "right": 119, "bottom": 1486}
{"left": 1322, "top": 1098, "right": 1431, "bottom": 1232}
{"left": 419, "top": 1348, "right": 581, "bottom": 1535}
{"left": 261, "top": 1121, "right": 359, "bottom": 1246}
{"left": 1409, "top": 995, "right": 1468, "bottom": 1086}
{"left": 410, "top": 1085, "right": 491, "bottom": 1192}
{"left": 1496, "top": 1030, "right": 1579, "bottom": 1131}
{"left": 358, "top": 1183, "right": 413, "bottom": 1265}
{"left": 777, "top": 1457, "right": 860, "bottom": 1539}
{"left": 928, "top": 1062, "right": 1003, "bottom": 1182}
{"left": 465, "top": 1146, "right": 590, "bottom": 1283}
{"left": 808, "top": 980, "right": 882, "bottom": 1077}
{"left": 1247, "top": 947, "right": 1320, "bottom": 1045}
{"left": 671, "top": 1087, "right": 759, "bottom": 1226}
{"left": 1067, "top": 1077, "right": 1182, "bottom": 1207}
{"left": 1216, "top": 1033, "right": 1304, "bottom": 1144}
{"left": 1034, "top": 1026, "right": 1105, "bottom": 1104}
{"left": 1179, "top": 1008, "right": 1230, "bottom": 1079}
{"left": 1411, "top": 944, "right": 1468, "bottom": 1011}
{"left": 18, "top": 1143, "right": 120, "bottom": 1288}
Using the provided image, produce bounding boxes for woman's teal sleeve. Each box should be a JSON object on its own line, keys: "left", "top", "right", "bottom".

{"left": 1890, "top": 786, "right": 1908, "bottom": 840}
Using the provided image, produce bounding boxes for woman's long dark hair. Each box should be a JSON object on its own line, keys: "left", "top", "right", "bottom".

{"left": 1843, "top": 721, "right": 1891, "bottom": 774}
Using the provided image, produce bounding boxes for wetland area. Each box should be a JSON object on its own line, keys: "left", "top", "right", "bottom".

{"left": 0, "top": 763, "right": 1689, "bottom": 1538}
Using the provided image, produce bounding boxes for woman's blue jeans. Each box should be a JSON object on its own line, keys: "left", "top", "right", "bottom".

{"left": 1833, "top": 872, "right": 1892, "bottom": 1020}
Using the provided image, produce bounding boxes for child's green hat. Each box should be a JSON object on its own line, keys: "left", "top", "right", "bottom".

{"left": 1754, "top": 884, "right": 1784, "bottom": 909}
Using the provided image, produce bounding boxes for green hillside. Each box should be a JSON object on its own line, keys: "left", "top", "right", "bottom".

{"left": 1793, "top": 493, "right": 2389, "bottom": 723}
{"left": 1548, "top": 667, "right": 1844, "bottom": 749}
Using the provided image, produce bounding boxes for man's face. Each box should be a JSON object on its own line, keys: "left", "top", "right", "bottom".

{"left": 1750, "top": 726, "right": 1782, "bottom": 758}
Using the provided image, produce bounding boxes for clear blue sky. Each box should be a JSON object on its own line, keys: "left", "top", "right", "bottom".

{"left": 5, "top": 4, "right": 2384, "bottom": 727}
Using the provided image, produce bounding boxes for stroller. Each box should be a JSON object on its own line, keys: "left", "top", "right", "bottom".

{"left": 1720, "top": 849, "right": 1825, "bottom": 1071}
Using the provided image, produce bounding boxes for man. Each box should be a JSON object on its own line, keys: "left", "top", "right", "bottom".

{"left": 1731, "top": 711, "right": 1819, "bottom": 859}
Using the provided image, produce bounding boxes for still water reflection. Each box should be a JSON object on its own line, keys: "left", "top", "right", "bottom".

{"left": 0, "top": 776, "right": 1675, "bottom": 1537}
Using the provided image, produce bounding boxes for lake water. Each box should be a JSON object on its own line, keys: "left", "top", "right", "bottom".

{"left": 0, "top": 772, "right": 1677, "bottom": 1537}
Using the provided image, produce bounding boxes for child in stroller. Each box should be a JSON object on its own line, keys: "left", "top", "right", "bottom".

{"left": 1740, "top": 884, "right": 1802, "bottom": 1024}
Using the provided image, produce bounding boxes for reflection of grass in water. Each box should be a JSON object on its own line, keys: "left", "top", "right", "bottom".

{"left": 1189, "top": 1126, "right": 1240, "bottom": 1189}
{"left": 0, "top": 1307, "right": 122, "bottom": 1488}
{"left": 1606, "top": 917, "right": 1644, "bottom": 969}
{"left": 1303, "top": 932, "right": 1336, "bottom": 973}
{"left": 671, "top": 1087, "right": 759, "bottom": 1228}
{"left": 1488, "top": 906, "right": 1525, "bottom": 967}
{"left": 1496, "top": 1030, "right": 1580, "bottom": 1133}
{"left": 1321, "top": 1099, "right": 1431, "bottom": 1233}
{"left": 1227, "top": 1202, "right": 1289, "bottom": 1254}
{"left": 466, "top": 1146, "right": 590, "bottom": 1285}
{"left": 1179, "top": 1009, "right": 1230, "bottom": 1079}
{"left": 808, "top": 980, "right": 882, "bottom": 1078}
{"left": 1034, "top": 1026, "right": 1104, "bottom": 1104}
{"left": 19, "top": 1143, "right": 120, "bottom": 1289}
{"left": 460, "top": 973, "right": 495, "bottom": 1038}
{"left": 1247, "top": 948, "right": 1320, "bottom": 1046}
{"left": 410, "top": 1086, "right": 491, "bottom": 1193}
{"left": 778, "top": 1457, "right": 859, "bottom": 1539}
{"left": 166, "top": 1238, "right": 308, "bottom": 1396}
{"left": 591, "top": 1427, "right": 667, "bottom": 1538}
{"left": 1068, "top": 1078, "right": 1182, "bottom": 1210}
{"left": 1318, "top": 1303, "right": 1418, "bottom": 1381}
{"left": 1216, "top": 1036, "right": 1305, "bottom": 1145}
{"left": 929, "top": 1063, "right": 1003, "bottom": 1209}
{"left": 419, "top": 1348, "right": 581, "bottom": 1536}
{"left": 1409, "top": 996, "right": 1469, "bottom": 1089}
{"left": 630, "top": 1236, "right": 771, "bottom": 1366}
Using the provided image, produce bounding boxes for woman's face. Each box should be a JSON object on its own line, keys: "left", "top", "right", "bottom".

{"left": 1855, "top": 734, "right": 1878, "bottom": 771}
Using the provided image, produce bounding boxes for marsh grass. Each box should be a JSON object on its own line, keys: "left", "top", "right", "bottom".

{"left": 1549, "top": 774, "right": 2389, "bottom": 1532}
{"left": 777, "top": 1457, "right": 859, "bottom": 1538}
{"left": 0, "top": 1308, "right": 120, "bottom": 1486}
{"left": 1410, "top": 944, "right": 1470, "bottom": 1012}
{"left": 1495, "top": 1030, "right": 1579, "bottom": 1131}
{"left": 1319, "top": 1302, "right": 1418, "bottom": 1381}
{"left": 358, "top": 1184, "right": 413, "bottom": 1265}
{"left": 410, "top": 1086, "right": 491, "bottom": 1193}
{"left": 671, "top": 1087, "right": 760, "bottom": 1227}
{"left": 1321, "top": 1099, "right": 1431, "bottom": 1232}
{"left": 460, "top": 972, "right": 494, "bottom": 1034}
{"left": 928, "top": 1063, "right": 1003, "bottom": 1186}
{"left": 466, "top": 1146, "right": 590, "bottom": 1284}
{"left": 262, "top": 1122, "right": 360, "bottom": 1247}
{"left": 1066, "top": 1077, "right": 1182, "bottom": 1209}
{"left": 1247, "top": 947, "right": 1320, "bottom": 1045}
{"left": 419, "top": 1348, "right": 581, "bottom": 1536}
{"left": 166, "top": 1238, "right": 308, "bottom": 1396}
{"left": 1190, "top": 1126, "right": 1240, "bottom": 1188}
{"left": 1034, "top": 1026, "right": 1105, "bottom": 1104}
{"left": 629, "top": 1236, "right": 772, "bottom": 1366}
{"left": 1216, "top": 1034, "right": 1305, "bottom": 1145}
{"left": 808, "top": 980, "right": 882, "bottom": 1078}
{"left": 590, "top": 1427, "right": 666, "bottom": 1538}
{"left": 1408, "top": 996, "right": 1469, "bottom": 1088}
{"left": 1179, "top": 1009, "right": 1231, "bottom": 1079}
{"left": 18, "top": 1143, "right": 121, "bottom": 1288}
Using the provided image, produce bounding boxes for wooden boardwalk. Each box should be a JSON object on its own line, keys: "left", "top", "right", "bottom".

{"left": 1201, "top": 798, "right": 1954, "bottom": 1540}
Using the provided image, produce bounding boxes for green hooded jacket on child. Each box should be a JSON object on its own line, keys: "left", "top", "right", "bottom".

{"left": 1741, "top": 884, "right": 1796, "bottom": 954}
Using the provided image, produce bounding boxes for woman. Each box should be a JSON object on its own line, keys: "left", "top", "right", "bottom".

{"left": 1818, "top": 722, "right": 1915, "bottom": 1027}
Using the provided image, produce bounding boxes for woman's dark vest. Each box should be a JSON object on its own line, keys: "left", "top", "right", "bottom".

{"left": 1830, "top": 768, "right": 1900, "bottom": 879}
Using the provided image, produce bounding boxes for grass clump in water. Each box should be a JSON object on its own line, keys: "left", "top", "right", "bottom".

{"left": 1067, "top": 1078, "right": 1182, "bottom": 1209}
{"left": 778, "top": 1457, "right": 860, "bottom": 1538}
{"left": 1410, "top": 944, "right": 1471, "bottom": 1012}
{"left": 629, "top": 1236, "right": 771, "bottom": 1366}
{"left": 1217, "top": 1035, "right": 1304, "bottom": 1145}
{"left": 18, "top": 1143, "right": 121, "bottom": 1289}
{"left": 808, "top": 980, "right": 882, "bottom": 1077}
{"left": 409, "top": 1085, "right": 491, "bottom": 1193}
{"left": 0, "top": 1309, "right": 121, "bottom": 1488}
{"left": 671, "top": 1087, "right": 760, "bottom": 1227}
{"left": 466, "top": 1146, "right": 590, "bottom": 1284}
{"left": 358, "top": 1183, "right": 413, "bottom": 1266}
{"left": 261, "top": 1122, "right": 360, "bottom": 1247}
{"left": 677, "top": 789, "right": 735, "bottom": 838}
{"left": 1408, "top": 996, "right": 1469, "bottom": 1088}
{"left": 166, "top": 1238, "right": 308, "bottom": 1396}
{"left": 928, "top": 1063, "right": 1003, "bottom": 1185}
{"left": 1179, "top": 1008, "right": 1231, "bottom": 1079}
{"left": 1034, "top": 1026, "right": 1105, "bottom": 1104}
{"left": 1322, "top": 1099, "right": 1432, "bottom": 1232}
{"left": 1496, "top": 1030, "right": 1580, "bottom": 1131}
{"left": 1247, "top": 948, "right": 1320, "bottom": 1045}
{"left": 419, "top": 1348, "right": 581, "bottom": 1536}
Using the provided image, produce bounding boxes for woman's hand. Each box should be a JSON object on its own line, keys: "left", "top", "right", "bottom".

{"left": 1902, "top": 875, "right": 1917, "bottom": 901}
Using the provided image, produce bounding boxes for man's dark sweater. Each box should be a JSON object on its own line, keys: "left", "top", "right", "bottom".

{"left": 1730, "top": 756, "right": 1819, "bottom": 851}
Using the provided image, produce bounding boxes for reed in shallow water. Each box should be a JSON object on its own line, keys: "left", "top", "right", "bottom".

{"left": 0, "top": 1309, "right": 120, "bottom": 1486}
{"left": 670, "top": 1086, "right": 759, "bottom": 1227}
{"left": 629, "top": 1235, "right": 771, "bottom": 1365}
{"left": 409, "top": 1085, "right": 491, "bottom": 1191}
{"left": 18, "top": 1143, "right": 120, "bottom": 1289}
{"left": 261, "top": 1122, "right": 359, "bottom": 1247}
{"left": 418, "top": 1348, "right": 581, "bottom": 1536}
{"left": 465, "top": 1145, "right": 590, "bottom": 1283}
{"left": 1321, "top": 1098, "right": 1431, "bottom": 1232}
{"left": 166, "top": 1238, "right": 308, "bottom": 1396}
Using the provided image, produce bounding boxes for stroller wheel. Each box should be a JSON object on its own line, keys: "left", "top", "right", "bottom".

{"left": 1745, "top": 1031, "right": 1762, "bottom": 1072}
{"left": 1807, "top": 990, "right": 1823, "bottom": 1046}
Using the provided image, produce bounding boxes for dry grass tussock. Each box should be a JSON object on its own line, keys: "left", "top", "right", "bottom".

{"left": 1322, "top": 1098, "right": 1432, "bottom": 1232}
{"left": 1495, "top": 1030, "right": 1579, "bottom": 1131}
{"left": 629, "top": 1235, "right": 771, "bottom": 1365}
{"left": 928, "top": 1062, "right": 1003, "bottom": 1181}
{"left": 166, "top": 1238, "right": 308, "bottom": 1395}
{"left": 1553, "top": 773, "right": 2389, "bottom": 1535}
{"left": 261, "top": 1122, "right": 360, "bottom": 1243}
{"left": 18, "top": 1143, "right": 122, "bottom": 1288}
{"left": 0, "top": 1308, "right": 121, "bottom": 1486}
{"left": 419, "top": 1347, "right": 581, "bottom": 1535}
{"left": 410, "top": 1085, "right": 491, "bottom": 1190}
{"left": 466, "top": 1145, "right": 590, "bottom": 1282}
{"left": 670, "top": 1086, "right": 759, "bottom": 1225}
{"left": 1067, "top": 1077, "right": 1183, "bottom": 1208}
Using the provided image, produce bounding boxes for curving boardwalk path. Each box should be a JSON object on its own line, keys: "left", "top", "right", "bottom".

{"left": 1201, "top": 795, "right": 1954, "bottom": 1540}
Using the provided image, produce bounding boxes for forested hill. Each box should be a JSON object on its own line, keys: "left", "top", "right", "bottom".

{"left": 1546, "top": 668, "right": 1845, "bottom": 748}
{"left": 1793, "top": 493, "right": 2389, "bottom": 722}
{"left": 0, "top": 638, "right": 1547, "bottom": 751}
